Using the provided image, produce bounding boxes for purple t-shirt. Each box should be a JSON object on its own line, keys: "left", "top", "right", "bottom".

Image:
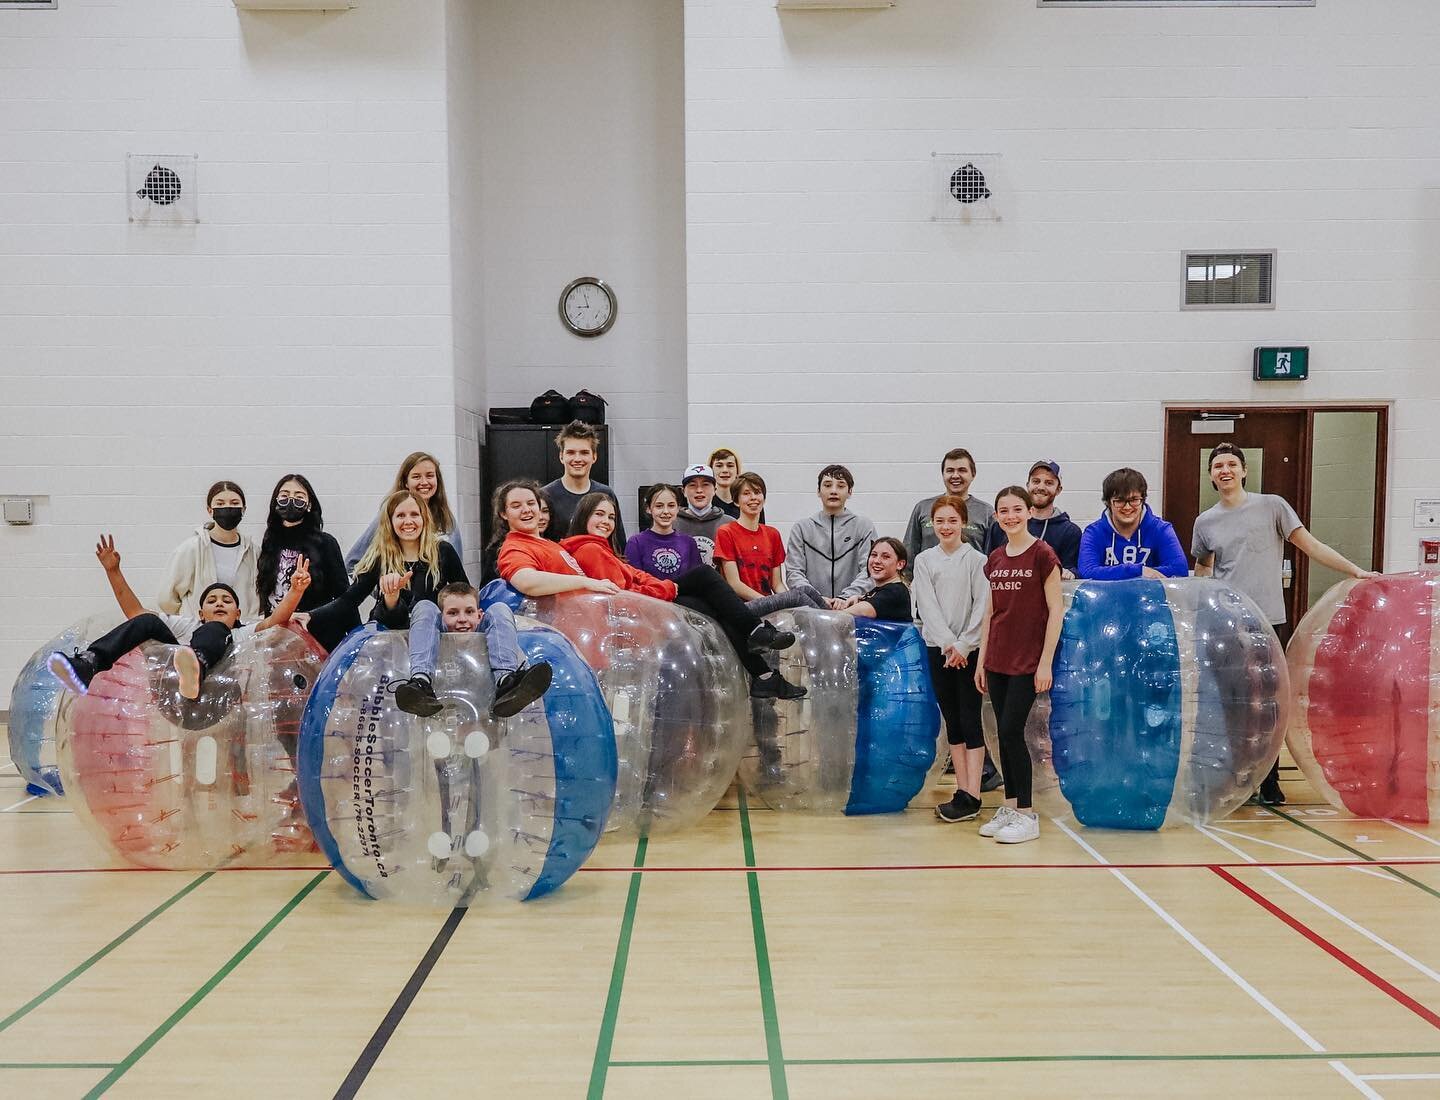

{"left": 625, "top": 529, "right": 703, "bottom": 581}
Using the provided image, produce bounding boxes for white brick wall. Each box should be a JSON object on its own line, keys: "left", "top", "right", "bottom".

{"left": 0, "top": 0, "right": 458, "bottom": 692}
{"left": 684, "top": 0, "right": 1440, "bottom": 561}
{"left": 463, "top": 0, "right": 688, "bottom": 535}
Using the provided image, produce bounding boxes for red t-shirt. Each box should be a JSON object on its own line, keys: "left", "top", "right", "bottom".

{"left": 497, "top": 531, "right": 585, "bottom": 582}
{"left": 983, "top": 539, "right": 1060, "bottom": 676}
{"left": 714, "top": 522, "right": 785, "bottom": 596}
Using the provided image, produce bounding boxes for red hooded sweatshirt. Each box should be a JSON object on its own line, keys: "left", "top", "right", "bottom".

{"left": 561, "top": 534, "right": 678, "bottom": 601}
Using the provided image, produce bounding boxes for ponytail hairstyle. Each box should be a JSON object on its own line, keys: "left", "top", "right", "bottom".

{"left": 356, "top": 490, "right": 441, "bottom": 581}
{"left": 256, "top": 473, "right": 325, "bottom": 611}
{"left": 994, "top": 485, "right": 1035, "bottom": 511}
{"left": 487, "top": 479, "right": 547, "bottom": 556}
{"left": 569, "top": 492, "right": 625, "bottom": 556}
{"left": 205, "top": 480, "right": 246, "bottom": 509}
{"left": 394, "top": 451, "right": 456, "bottom": 536}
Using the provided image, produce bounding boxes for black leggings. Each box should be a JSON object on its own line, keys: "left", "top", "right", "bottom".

{"left": 986, "top": 669, "right": 1038, "bottom": 809}
{"left": 89, "top": 613, "right": 233, "bottom": 677}
{"left": 672, "top": 567, "right": 769, "bottom": 678}
{"left": 927, "top": 647, "right": 984, "bottom": 749}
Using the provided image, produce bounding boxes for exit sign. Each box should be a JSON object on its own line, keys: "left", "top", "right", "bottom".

{"left": 1254, "top": 346, "right": 1309, "bottom": 381}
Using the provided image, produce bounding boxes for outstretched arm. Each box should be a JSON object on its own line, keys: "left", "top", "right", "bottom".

{"left": 508, "top": 567, "right": 620, "bottom": 598}
{"left": 256, "top": 556, "right": 310, "bottom": 631}
{"left": 1289, "top": 527, "right": 1378, "bottom": 579}
{"left": 95, "top": 534, "right": 146, "bottom": 619}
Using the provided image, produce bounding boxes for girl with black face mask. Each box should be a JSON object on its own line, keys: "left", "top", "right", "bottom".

{"left": 158, "top": 480, "right": 261, "bottom": 618}
{"left": 255, "top": 474, "right": 349, "bottom": 615}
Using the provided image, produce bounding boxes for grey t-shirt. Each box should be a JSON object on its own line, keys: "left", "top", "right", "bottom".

{"left": 1190, "top": 493, "right": 1302, "bottom": 624}
{"left": 904, "top": 494, "right": 994, "bottom": 560}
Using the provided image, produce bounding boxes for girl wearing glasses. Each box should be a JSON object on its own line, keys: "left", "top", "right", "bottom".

{"left": 255, "top": 473, "right": 349, "bottom": 614}
{"left": 1076, "top": 468, "right": 1188, "bottom": 581}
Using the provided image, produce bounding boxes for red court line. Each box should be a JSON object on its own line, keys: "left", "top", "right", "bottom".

{"left": 574, "top": 859, "right": 1440, "bottom": 873}
{"left": 1211, "top": 865, "right": 1440, "bottom": 1032}
{"left": 3, "top": 857, "right": 1439, "bottom": 877}
{"left": 0, "top": 865, "right": 330, "bottom": 876}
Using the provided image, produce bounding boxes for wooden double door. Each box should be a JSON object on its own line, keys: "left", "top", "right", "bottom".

{"left": 1162, "top": 406, "right": 1387, "bottom": 634}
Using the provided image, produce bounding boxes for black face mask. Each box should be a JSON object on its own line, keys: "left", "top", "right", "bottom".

{"left": 211, "top": 507, "right": 243, "bottom": 532}
{"left": 276, "top": 500, "right": 310, "bottom": 523}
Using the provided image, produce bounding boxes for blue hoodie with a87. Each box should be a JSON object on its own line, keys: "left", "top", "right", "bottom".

{"left": 1076, "top": 506, "right": 1189, "bottom": 580}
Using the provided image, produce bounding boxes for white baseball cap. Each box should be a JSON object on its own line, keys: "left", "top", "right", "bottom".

{"left": 681, "top": 463, "right": 716, "bottom": 485}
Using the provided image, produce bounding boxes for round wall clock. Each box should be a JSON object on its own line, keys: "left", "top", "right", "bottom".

{"left": 559, "top": 277, "right": 617, "bottom": 338}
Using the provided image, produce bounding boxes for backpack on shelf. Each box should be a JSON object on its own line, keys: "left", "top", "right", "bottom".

{"left": 570, "top": 389, "right": 608, "bottom": 425}
{"left": 528, "top": 389, "right": 572, "bottom": 425}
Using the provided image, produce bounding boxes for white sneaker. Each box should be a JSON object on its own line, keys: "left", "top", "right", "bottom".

{"left": 995, "top": 810, "right": 1040, "bottom": 844}
{"left": 978, "top": 806, "right": 1017, "bottom": 838}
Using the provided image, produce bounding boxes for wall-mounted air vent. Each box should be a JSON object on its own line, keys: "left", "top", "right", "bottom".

{"left": 1182, "top": 251, "right": 1275, "bottom": 309}
{"left": 931, "top": 153, "right": 1000, "bottom": 223}
{"left": 127, "top": 153, "right": 198, "bottom": 225}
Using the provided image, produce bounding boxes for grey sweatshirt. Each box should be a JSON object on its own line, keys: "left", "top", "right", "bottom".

{"left": 784, "top": 510, "right": 878, "bottom": 600}
{"left": 903, "top": 493, "right": 993, "bottom": 563}
{"left": 674, "top": 503, "right": 729, "bottom": 566}
{"left": 911, "top": 542, "right": 990, "bottom": 654}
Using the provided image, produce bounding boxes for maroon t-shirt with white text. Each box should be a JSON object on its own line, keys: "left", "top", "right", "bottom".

{"left": 983, "top": 539, "right": 1060, "bottom": 675}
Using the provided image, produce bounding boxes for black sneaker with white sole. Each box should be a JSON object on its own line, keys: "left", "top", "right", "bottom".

{"left": 490, "top": 662, "right": 553, "bottom": 720}
{"left": 48, "top": 650, "right": 98, "bottom": 695}
{"left": 935, "top": 790, "right": 982, "bottom": 823}
{"left": 391, "top": 675, "right": 444, "bottom": 718}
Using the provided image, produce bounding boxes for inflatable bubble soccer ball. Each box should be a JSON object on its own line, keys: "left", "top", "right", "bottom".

{"left": 9, "top": 613, "right": 121, "bottom": 796}
{"left": 480, "top": 582, "right": 751, "bottom": 836}
{"left": 298, "top": 619, "right": 615, "bottom": 906}
{"left": 1032, "top": 578, "right": 1288, "bottom": 829}
{"left": 56, "top": 624, "right": 327, "bottom": 867}
{"left": 738, "top": 609, "right": 939, "bottom": 814}
{"left": 1287, "top": 572, "right": 1439, "bottom": 823}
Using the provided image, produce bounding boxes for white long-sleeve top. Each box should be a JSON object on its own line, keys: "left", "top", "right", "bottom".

{"left": 911, "top": 542, "right": 990, "bottom": 654}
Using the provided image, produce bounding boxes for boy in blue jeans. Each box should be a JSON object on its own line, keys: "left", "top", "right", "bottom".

{"left": 391, "top": 582, "right": 552, "bottom": 721}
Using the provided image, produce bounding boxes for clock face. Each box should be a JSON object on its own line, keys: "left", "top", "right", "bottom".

{"left": 560, "top": 277, "right": 616, "bottom": 337}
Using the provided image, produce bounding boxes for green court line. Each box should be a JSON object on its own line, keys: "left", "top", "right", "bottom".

{"left": 609, "top": 1050, "right": 1440, "bottom": 1068}
{"left": 0, "top": 872, "right": 214, "bottom": 1034}
{"left": 738, "top": 791, "right": 788, "bottom": 1100}
{"left": 1269, "top": 808, "right": 1440, "bottom": 901}
{"left": 0, "top": 1062, "right": 119, "bottom": 1069}
{"left": 82, "top": 870, "right": 329, "bottom": 1099}
{"left": 586, "top": 834, "right": 648, "bottom": 1100}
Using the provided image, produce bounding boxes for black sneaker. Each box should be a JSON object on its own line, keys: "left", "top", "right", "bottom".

{"left": 48, "top": 650, "right": 98, "bottom": 695}
{"left": 935, "top": 790, "right": 982, "bottom": 823}
{"left": 391, "top": 675, "right": 443, "bottom": 718}
{"left": 1258, "top": 775, "right": 1286, "bottom": 806}
{"left": 750, "top": 672, "right": 807, "bottom": 700}
{"left": 980, "top": 759, "right": 1004, "bottom": 793}
{"left": 490, "top": 662, "right": 553, "bottom": 720}
{"left": 747, "top": 621, "right": 797, "bottom": 653}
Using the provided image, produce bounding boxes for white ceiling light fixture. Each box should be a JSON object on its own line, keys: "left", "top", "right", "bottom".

{"left": 776, "top": 1, "right": 894, "bottom": 10}
{"left": 232, "top": 0, "right": 355, "bottom": 10}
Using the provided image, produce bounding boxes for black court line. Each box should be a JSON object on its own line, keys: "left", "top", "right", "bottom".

{"left": 333, "top": 905, "right": 469, "bottom": 1100}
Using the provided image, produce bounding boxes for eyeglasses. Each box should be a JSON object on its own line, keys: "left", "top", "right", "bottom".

{"left": 1111, "top": 496, "right": 1145, "bottom": 508}
{"left": 276, "top": 494, "right": 308, "bottom": 505}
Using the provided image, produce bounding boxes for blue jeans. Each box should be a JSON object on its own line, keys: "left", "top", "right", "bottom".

{"left": 408, "top": 600, "right": 523, "bottom": 679}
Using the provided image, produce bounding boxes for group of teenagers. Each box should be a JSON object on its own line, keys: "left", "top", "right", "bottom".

{"left": 48, "top": 420, "right": 1377, "bottom": 846}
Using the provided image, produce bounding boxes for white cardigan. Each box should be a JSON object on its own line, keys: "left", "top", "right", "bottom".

{"left": 158, "top": 524, "right": 260, "bottom": 618}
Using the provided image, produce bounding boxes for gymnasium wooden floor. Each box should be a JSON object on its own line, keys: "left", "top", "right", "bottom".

{"left": 4, "top": 734, "right": 1440, "bottom": 1100}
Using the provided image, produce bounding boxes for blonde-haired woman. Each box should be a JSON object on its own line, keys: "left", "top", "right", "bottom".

{"left": 346, "top": 451, "right": 462, "bottom": 571}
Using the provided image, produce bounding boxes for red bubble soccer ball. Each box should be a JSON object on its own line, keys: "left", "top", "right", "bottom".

{"left": 1286, "top": 572, "right": 1439, "bottom": 822}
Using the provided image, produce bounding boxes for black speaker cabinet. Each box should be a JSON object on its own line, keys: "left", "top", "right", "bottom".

{"left": 481, "top": 422, "right": 612, "bottom": 545}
